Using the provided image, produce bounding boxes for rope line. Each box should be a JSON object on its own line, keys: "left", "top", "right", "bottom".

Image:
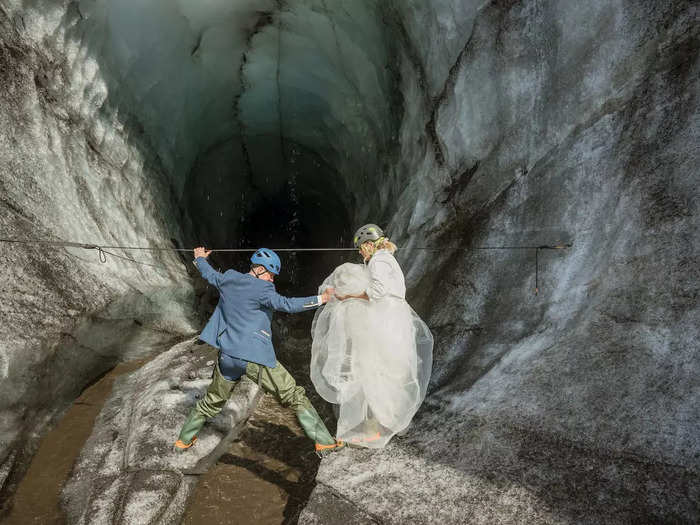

{"left": 0, "top": 237, "right": 571, "bottom": 293}
{"left": 98, "top": 248, "right": 170, "bottom": 269}
{"left": 0, "top": 238, "right": 572, "bottom": 252}
{"left": 0, "top": 238, "right": 173, "bottom": 269}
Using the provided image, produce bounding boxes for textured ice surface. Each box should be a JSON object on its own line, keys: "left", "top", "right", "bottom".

{"left": 1, "top": 0, "right": 699, "bottom": 522}
{"left": 0, "top": 0, "right": 200, "bottom": 509}
{"left": 68, "top": 0, "right": 395, "bottom": 226}
{"left": 304, "top": 0, "right": 700, "bottom": 523}
{"left": 61, "top": 338, "right": 261, "bottom": 525}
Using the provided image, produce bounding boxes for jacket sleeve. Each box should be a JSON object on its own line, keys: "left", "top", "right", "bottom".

{"left": 194, "top": 257, "right": 227, "bottom": 290}
{"left": 260, "top": 286, "right": 322, "bottom": 313}
{"left": 366, "top": 258, "right": 393, "bottom": 300}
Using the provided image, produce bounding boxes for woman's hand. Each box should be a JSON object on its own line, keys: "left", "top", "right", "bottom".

{"left": 194, "top": 247, "right": 213, "bottom": 259}
{"left": 321, "top": 287, "right": 336, "bottom": 304}
{"left": 336, "top": 292, "right": 369, "bottom": 301}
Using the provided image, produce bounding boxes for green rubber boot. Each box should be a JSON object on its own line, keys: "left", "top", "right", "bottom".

{"left": 297, "top": 406, "right": 344, "bottom": 456}
{"left": 246, "top": 360, "right": 343, "bottom": 456}
{"left": 297, "top": 406, "right": 335, "bottom": 444}
{"left": 174, "top": 408, "right": 207, "bottom": 450}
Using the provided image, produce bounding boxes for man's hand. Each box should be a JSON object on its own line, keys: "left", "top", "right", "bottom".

{"left": 194, "top": 247, "right": 213, "bottom": 259}
{"left": 321, "top": 287, "right": 336, "bottom": 304}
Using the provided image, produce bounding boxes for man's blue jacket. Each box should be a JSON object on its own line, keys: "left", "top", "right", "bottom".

{"left": 195, "top": 257, "right": 322, "bottom": 367}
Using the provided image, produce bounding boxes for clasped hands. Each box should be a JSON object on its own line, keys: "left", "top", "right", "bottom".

{"left": 322, "top": 288, "right": 369, "bottom": 302}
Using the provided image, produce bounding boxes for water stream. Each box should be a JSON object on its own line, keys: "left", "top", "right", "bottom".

{"left": 4, "top": 359, "right": 149, "bottom": 524}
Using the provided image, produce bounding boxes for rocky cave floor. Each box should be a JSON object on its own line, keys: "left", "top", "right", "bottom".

{"left": 180, "top": 390, "right": 323, "bottom": 525}
{"left": 3, "top": 313, "right": 332, "bottom": 525}
{"left": 4, "top": 309, "right": 699, "bottom": 525}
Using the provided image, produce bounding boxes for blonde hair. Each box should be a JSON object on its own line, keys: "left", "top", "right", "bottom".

{"left": 374, "top": 238, "right": 397, "bottom": 254}
{"left": 361, "top": 237, "right": 397, "bottom": 259}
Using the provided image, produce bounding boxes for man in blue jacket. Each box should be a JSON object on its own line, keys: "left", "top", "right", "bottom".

{"left": 174, "top": 246, "right": 343, "bottom": 456}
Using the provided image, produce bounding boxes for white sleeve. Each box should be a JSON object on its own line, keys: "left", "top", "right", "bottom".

{"left": 366, "top": 259, "right": 393, "bottom": 300}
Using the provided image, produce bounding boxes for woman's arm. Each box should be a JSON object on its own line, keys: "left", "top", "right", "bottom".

{"left": 335, "top": 292, "right": 369, "bottom": 301}
{"left": 366, "top": 259, "right": 393, "bottom": 300}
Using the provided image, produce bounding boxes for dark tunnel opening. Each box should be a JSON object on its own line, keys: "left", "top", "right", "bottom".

{"left": 182, "top": 137, "right": 357, "bottom": 295}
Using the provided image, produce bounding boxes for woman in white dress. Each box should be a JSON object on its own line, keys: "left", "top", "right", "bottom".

{"left": 311, "top": 224, "right": 433, "bottom": 448}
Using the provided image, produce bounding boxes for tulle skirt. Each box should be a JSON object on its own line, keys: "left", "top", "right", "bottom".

{"left": 311, "top": 295, "right": 433, "bottom": 448}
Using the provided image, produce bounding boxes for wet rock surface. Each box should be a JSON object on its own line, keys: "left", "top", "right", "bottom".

{"left": 4, "top": 357, "right": 152, "bottom": 524}
{"left": 61, "top": 338, "right": 261, "bottom": 524}
{"left": 299, "top": 483, "right": 379, "bottom": 525}
{"left": 303, "top": 411, "right": 700, "bottom": 524}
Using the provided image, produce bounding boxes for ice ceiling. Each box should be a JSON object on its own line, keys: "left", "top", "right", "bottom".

{"left": 78, "top": 0, "right": 397, "bottom": 269}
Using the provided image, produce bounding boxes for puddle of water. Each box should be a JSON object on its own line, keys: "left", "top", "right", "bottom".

{"left": 3, "top": 359, "right": 147, "bottom": 525}
{"left": 182, "top": 393, "right": 322, "bottom": 525}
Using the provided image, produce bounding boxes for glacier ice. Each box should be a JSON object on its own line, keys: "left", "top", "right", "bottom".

{"left": 0, "top": 0, "right": 698, "bottom": 523}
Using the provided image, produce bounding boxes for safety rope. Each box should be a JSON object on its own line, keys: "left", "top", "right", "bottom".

{"left": 0, "top": 238, "right": 572, "bottom": 252}
{"left": 98, "top": 248, "right": 170, "bottom": 269}
{"left": 0, "top": 237, "right": 571, "bottom": 293}
{"left": 0, "top": 238, "right": 173, "bottom": 269}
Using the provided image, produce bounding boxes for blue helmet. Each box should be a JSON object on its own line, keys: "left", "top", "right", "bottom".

{"left": 251, "top": 248, "right": 281, "bottom": 275}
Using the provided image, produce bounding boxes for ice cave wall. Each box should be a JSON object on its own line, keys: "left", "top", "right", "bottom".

{"left": 389, "top": 0, "right": 700, "bottom": 466}
{"left": 0, "top": 0, "right": 698, "bottom": 521}
{"left": 303, "top": 1, "right": 700, "bottom": 522}
{"left": 0, "top": 0, "right": 199, "bottom": 506}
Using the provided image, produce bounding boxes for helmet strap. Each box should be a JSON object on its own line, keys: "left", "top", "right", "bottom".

{"left": 252, "top": 266, "right": 267, "bottom": 279}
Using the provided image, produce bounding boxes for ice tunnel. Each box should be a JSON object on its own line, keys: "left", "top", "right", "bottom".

{"left": 0, "top": 0, "right": 698, "bottom": 523}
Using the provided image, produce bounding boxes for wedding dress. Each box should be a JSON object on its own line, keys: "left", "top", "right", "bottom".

{"left": 311, "top": 250, "right": 433, "bottom": 448}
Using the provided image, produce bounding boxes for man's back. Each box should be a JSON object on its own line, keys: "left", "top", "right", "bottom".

{"left": 196, "top": 258, "right": 320, "bottom": 366}
{"left": 216, "top": 269, "right": 274, "bottom": 337}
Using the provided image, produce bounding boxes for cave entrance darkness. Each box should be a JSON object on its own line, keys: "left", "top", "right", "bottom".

{"left": 78, "top": 0, "right": 399, "bottom": 295}
{"left": 183, "top": 136, "right": 356, "bottom": 294}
